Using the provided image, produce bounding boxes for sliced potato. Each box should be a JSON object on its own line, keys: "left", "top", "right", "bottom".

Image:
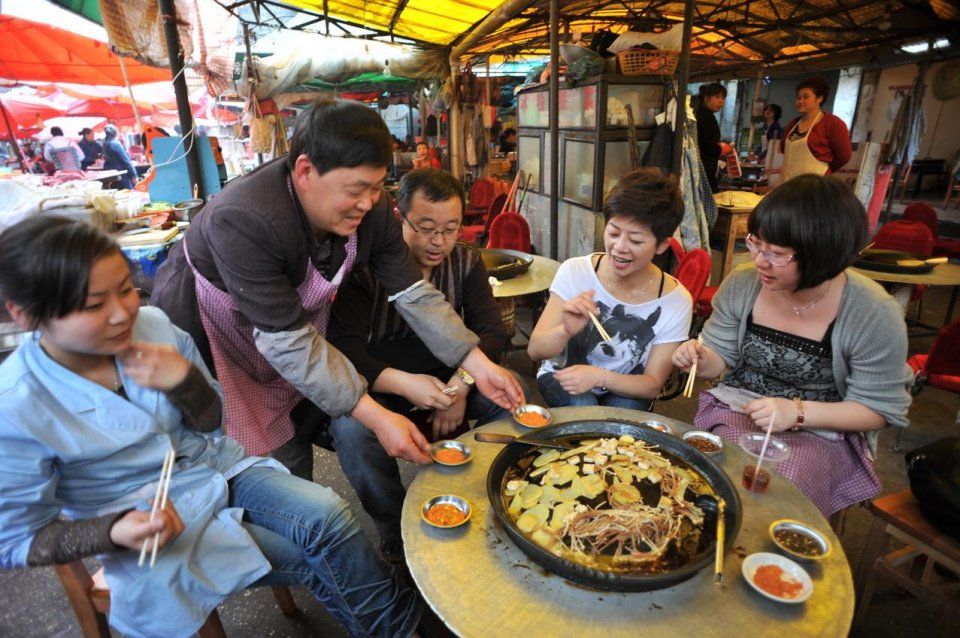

{"left": 582, "top": 474, "right": 607, "bottom": 498}
{"left": 608, "top": 482, "right": 641, "bottom": 507}
{"left": 552, "top": 464, "right": 579, "bottom": 486}
{"left": 533, "top": 449, "right": 560, "bottom": 468}
{"left": 539, "top": 485, "right": 561, "bottom": 506}
{"left": 519, "top": 483, "right": 544, "bottom": 508}
{"left": 531, "top": 529, "right": 557, "bottom": 549}
{"left": 550, "top": 502, "right": 576, "bottom": 530}
{"left": 526, "top": 503, "right": 551, "bottom": 526}
{"left": 516, "top": 511, "right": 539, "bottom": 533}
{"left": 508, "top": 492, "right": 524, "bottom": 515}
{"left": 618, "top": 434, "right": 636, "bottom": 444}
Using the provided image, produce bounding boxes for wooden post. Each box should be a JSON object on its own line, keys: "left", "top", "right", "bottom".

{"left": 548, "top": 0, "right": 559, "bottom": 260}
{"left": 671, "top": 0, "right": 695, "bottom": 177}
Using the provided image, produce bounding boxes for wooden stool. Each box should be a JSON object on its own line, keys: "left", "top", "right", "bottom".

{"left": 853, "top": 490, "right": 960, "bottom": 631}
{"left": 54, "top": 560, "right": 298, "bottom": 638}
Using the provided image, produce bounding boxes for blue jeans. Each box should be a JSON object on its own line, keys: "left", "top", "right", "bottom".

{"left": 229, "top": 466, "right": 421, "bottom": 637}
{"left": 329, "top": 390, "right": 507, "bottom": 548}
{"left": 537, "top": 372, "right": 651, "bottom": 411}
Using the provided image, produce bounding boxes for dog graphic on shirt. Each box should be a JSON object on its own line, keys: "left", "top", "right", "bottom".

{"left": 562, "top": 302, "right": 662, "bottom": 374}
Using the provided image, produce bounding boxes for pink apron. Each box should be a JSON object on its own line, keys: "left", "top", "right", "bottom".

{"left": 184, "top": 229, "right": 357, "bottom": 456}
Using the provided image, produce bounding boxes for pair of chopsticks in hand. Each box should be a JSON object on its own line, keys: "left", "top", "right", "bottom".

{"left": 138, "top": 449, "right": 175, "bottom": 568}
{"left": 682, "top": 335, "right": 704, "bottom": 399}
{"left": 409, "top": 385, "right": 459, "bottom": 412}
{"left": 589, "top": 312, "right": 612, "bottom": 342}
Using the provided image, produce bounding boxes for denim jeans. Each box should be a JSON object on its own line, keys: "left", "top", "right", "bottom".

{"left": 329, "top": 389, "right": 507, "bottom": 548}
{"left": 229, "top": 466, "right": 421, "bottom": 637}
{"left": 537, "top": 372, "right": 651, "bottom": 411}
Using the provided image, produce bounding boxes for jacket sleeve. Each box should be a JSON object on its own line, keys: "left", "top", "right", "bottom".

{"left": 327, "top": 271, "right": 393, "bottom": 386}
{"left": 826, "top": 116, "right": 852, "bottom": 173}
{"left": 700, "top": 269, "right": 752, "bottom": 372}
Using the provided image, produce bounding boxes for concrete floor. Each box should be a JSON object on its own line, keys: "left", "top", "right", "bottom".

{"left": 2, "top": 200, "right": 958, "bottom": 636}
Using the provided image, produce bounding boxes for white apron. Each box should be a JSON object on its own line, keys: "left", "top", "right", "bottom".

{"left": 780, "top": 111, "right": 829, "bottom": 183}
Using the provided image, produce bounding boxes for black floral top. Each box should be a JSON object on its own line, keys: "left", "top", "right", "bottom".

{"left": 723, "top": 314, "right": 842, "bottom": 402}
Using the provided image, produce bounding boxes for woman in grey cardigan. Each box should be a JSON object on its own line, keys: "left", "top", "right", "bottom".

{"left": 672, "top": 175, "right": 911, "bottom": 517}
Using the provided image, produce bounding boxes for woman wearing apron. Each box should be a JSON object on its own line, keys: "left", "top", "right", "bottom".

{"left": 779, "top": 76, "right": 853, "bottom": 184}
{"left": 152, "top": 100, "right": 523, "bottom": 489}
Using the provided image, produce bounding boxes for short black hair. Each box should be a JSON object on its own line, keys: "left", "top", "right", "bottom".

{"left": 50, "top": 126, "right": 64, "bottom": 137}
{"left": 602, "top": 168, "right": 683, "bottom": 242}
{"left": 748, "top": 174, "right": 867, "bottom": 291}
{"left": 699, "top": 83, "right": 727, "bottom": 99}
{"left": 796, "top": 76, "right": 830, "bottom": 102}
{"left": 766, "top": 103, "right": 782, "bottom": 121}
{"left": 395, "top": 169, "right": 465, "bottom": 216}
{"left": 80, "top": 127, "right": 93, "bottom": 135}
{"left": 286, "top": 99, "right": 392, "bottom": 174}
{"left": 0, "top": 216, "right": 122, "bottom": 328}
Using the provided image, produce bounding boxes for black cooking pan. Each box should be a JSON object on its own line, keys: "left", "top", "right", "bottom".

{"left": 481, "top": 248, "right": 534, "bottom": 280}
{"left": 486, "top": 419, "right": 742, "bottom": 592}
{"left": 854, "top": 249, "right": 939, "bottom": 274}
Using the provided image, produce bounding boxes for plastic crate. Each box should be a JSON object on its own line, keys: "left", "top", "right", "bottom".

{"left": 121, "top": 241, "right": 173, "bottom": 293}
{"left": 616, "top": 49, "right": 679, "bottom": 76}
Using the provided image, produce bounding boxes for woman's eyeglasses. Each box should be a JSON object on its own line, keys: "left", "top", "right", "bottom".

{"left": 401, "top": 215, "right": 461, "bottom": 239}
{"left": 745, "top": 234, "right": 796, "bottom": 267}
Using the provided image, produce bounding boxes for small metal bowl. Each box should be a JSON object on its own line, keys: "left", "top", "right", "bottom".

{"left": 420, "top": 495, "right": 472, "bottom": 529}
{"left": 513, "top": 404, "right": 553, "bottom": 429}
{"left": 682, "top": 430, "right": 723, "bottom": 455}
{"left": 430, "top": 440, "right": 472, "bottom": 466}
{"left": 638, "top": 420, "right": 673, "bottom": 435}
{"left": 769, "top": 519, "right": 832, "bottom": 562}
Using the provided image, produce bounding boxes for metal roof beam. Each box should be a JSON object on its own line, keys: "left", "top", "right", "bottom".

{"left": 388, "top": 0, "right": 412, "bottom": 34}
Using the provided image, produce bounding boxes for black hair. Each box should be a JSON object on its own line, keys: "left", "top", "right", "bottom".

{"left": 501, "top": 127, "right": 517, "bottom": 139}
{"left": 50, "top": 126, "right": 64, "bottom": 137}
{"left": 699, "top": 83, "right": 728, "bottom": 100}
{"left": 80, "top": 127, "right": 93, "bottom": 136}
{"left": 766, "top": 103, "right": 782, "bottom": 121}
{"left": 602, "top": 167, "right": 683, "bottom": 242}
{"left": 796, "top": 76, "right": 830, "bottom": 102}
{"left": 395, "top": 169, "right": 465, "bottom": 215}
{"left": 0, "top": 216, "right": 122, "bottom": 328}
{"left": 748, "top": 174, "right": 867, "bottom": 291}
{"left": 286, "top": 99, "right": 392, "bottom": 174}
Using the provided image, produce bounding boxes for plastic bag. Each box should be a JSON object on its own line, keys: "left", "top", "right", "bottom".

{"left": 906, "top": 436, "right": 960, "bottom": 541}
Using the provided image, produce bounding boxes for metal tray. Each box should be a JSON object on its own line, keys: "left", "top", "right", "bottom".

{"left": 481, "top": 248, "right": 534, "bottom": 280}
{"left": 486, "top": 418, "right": 742, "bottom": 592}
{"left": 854, "top": 249, "right": 935, "bottom": 274}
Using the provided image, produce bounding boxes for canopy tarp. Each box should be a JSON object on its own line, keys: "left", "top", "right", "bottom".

{"left": 47, "top": 0, "right": 102, "bottom": 25}
{"left": 0, "top": 15, "right": 170, "bottom": 85}
{"left": 0, "top": 93, "right": 66, "bottom": 137}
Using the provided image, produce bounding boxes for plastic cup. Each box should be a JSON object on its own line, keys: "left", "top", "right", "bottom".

{"left": 738, "top": 433, "right": 790, "bottom": 494}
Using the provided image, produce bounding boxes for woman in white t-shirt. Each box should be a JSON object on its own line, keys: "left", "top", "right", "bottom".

{"left": 528, "top": 168, "right": 692, "bottom": 410}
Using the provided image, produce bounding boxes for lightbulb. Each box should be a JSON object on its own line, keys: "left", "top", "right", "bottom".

{"left": 383, "top": 60, "right": 392, "bottom": 78}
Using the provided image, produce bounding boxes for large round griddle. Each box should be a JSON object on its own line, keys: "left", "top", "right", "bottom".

{"left": 853, "top": 249, "right": 936, "bottom": 274}
{"left": 481, "top": 248, "right": 534, "bottom": 280}
{"left": 486, "top": 419, "right": 742, "bottom": 592}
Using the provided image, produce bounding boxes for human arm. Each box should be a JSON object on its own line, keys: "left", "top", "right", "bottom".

{"left": 554, "top": 341, "right": 680, "bottom": 398}
{"left": 824, "top": 115, "right": 852, "bottom": 173}
{"left": 429, "top": 371, "right": 469, "bottom": 439}
{"left": 527, "top": 291, "right": 598, "bottom": 360}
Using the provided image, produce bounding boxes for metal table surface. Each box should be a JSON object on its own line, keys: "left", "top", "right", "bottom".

{"left": 402, "top": 407, "right": 854, "bottom": 638}
{"left": 491, "top": 255, "right": 561, "bottom": 299}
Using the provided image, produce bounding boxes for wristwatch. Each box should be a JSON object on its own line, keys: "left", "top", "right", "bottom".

{"left": 454, "top": 367, "right": 475, "bottom": 387}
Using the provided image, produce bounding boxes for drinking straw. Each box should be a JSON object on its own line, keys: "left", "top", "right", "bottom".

{"left": 752, "top": 412, "right": 776, "bottom": 486}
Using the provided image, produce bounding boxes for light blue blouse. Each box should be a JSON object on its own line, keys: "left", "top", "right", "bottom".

{"left": 0, "top": 307, "right": 283, "bottom": 638}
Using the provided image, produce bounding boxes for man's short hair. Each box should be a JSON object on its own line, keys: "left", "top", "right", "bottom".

{"left": 50, "top": 127, "right": 64, "bottom": 137}
{"left": 287, "top": 99, "right": 392, "bottom": 175}
{"left": 699, "top": 83, "right": 727, "bottom": 100}
{"left": 80, "top": 127, "right": 93, "bottom": 136}
{"left": 395, "top": 169, "right": 464, "bottom": 216}
{"left": 748, "top": 174, "right": 867, "bottom": 291}
{"left": 602, "top": 168, "right": 683, "bottom": 242}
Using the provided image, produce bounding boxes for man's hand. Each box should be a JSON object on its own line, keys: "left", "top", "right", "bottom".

{"left": 400, "top": 373, "right": 455, "bottom": 411}
{"left": 120, "top": 342, "right": 190, "bottom": 391}
{"left": 352, "top": 394, "right": 432, "bottom": 464}
{"left": 461, "top": 348, "right": 524, "bottom": 411}
{"left": 110, "top": 500, "right": 185, "bottom": 552}
{"left": 430, "top": 388, "right": 467, "bottom": 440}
{"left": 553, "top": 365, "right": 606, "bottom": 396}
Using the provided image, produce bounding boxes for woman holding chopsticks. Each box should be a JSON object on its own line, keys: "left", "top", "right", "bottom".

{"left": 0, "top": 217, "right": 422, "bottom": 638}
{"left": 528, "top": 168, "right": 692, "bottom": 410}
{"left": 671, "top": 174, "right": 912, "bottom": 518}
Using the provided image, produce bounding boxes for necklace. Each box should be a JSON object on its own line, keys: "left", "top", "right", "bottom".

{"left": 601, "top": 256, "right": 656, "bottom": 301}
{"left": 781, "top": 280, "right": 831, "bottom": 316}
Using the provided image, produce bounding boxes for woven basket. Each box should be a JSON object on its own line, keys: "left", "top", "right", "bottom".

{"left": 617, "top": 49, "right": 679, "bottom": 76}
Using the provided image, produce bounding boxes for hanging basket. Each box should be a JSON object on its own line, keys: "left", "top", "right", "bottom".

{"left": 617, "top": 49, "right": 679, "bottom": 76}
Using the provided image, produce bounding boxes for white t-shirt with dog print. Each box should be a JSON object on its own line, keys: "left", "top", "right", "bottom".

{"left": 537, "top": 253, "right": 692, "bottom": 393}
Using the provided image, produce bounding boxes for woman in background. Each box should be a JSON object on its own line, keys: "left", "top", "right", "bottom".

{"left": 779, "top": 77, "right": 852, "bottom": 182}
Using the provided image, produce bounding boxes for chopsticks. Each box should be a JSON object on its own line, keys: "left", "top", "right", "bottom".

{"left": 410, "top": 386, "right": 459, "bottom": 411}
{"left": 682, "top": 335, "right": 704, "bottom": 399}
{"left": 589, "top": 312, "right": 612, "bottom": 342}
{"left": 139, "top": 449, "right": 175, "bottom": 568}
{"left": 714, "top": 497, "right": 726, "bottom": 584}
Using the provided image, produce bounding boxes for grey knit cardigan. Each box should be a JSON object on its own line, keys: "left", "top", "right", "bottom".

{"left": 701, "top": 265, "right": 912, "bottom": 456}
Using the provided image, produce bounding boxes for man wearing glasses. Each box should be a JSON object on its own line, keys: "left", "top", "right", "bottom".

{"left": 328, "top": 169, "right": 509, "bottom": 561}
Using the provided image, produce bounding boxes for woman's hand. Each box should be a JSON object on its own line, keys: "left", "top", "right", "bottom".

{"left": 109, "top": 500, "right": 185, "bottom": 552}
{"left": 400, "top": 373, "right": 455, "bottom": 411}
{"left": 120, "top": 343, "right": 190, "bottom": 391}
{"left": 561, "top": 290, "right": 599, "bottom": 337}
{"left": 743, "top": 397, "right": 798, "bottom": 432}
{"left": 553, "top": 365, "right": 606, "bottom": 396}
{"left": 671, "top": 338, "right": 704, "bottom": 373}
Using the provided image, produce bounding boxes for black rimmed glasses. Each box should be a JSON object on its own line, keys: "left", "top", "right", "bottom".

{"left": 745, "top": 234, "right": 797, "bottom": 267}
{"left": 401, "top": 215, "right": 461, "bottom": 239}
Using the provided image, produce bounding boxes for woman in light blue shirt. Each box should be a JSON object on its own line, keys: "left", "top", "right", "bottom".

{"left": 0, "top": 216, "right": 421, "bottom": 638}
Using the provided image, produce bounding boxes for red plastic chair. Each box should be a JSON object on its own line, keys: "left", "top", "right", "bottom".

{"left": 487, "top": 212, "right": 532, "bottom": 253}
{"left": 674, "top": 248, "right": 711, "bottom": 303}
{"left": 872, "top": 220, "right": 935, "bottom": 256}
{"left": 461, "top": 193, "right": 508, "bottom": 245}
{"left": 903, "top": 202, "right": 960, "bottom": 258}
{"left": 899, "top": 318, "right": 960, "bottom": 449}
{"left": 465, "top": 178, "right": 495, "bottom": 221}
{"left": 668, "top": 237, "right": 686, "bottom": 263}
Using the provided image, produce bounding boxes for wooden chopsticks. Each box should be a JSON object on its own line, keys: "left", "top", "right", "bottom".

{"left": 682, "top": 335, "right": 704, "bottom": 399}
{"left": 590, "top": 312, "right": 612, "bottom": 342}
{"left": 139, "top": 449, "right": 175, "bottom": 568}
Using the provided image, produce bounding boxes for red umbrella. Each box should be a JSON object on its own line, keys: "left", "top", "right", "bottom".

{"left": 0, "top": 15, "right": 169, "bottom": 85}
{"left": 66, "top": 98, "right": 154, "bottom": 123}
{"left": 0, "top": 93, "right": 66, "bottom": 137}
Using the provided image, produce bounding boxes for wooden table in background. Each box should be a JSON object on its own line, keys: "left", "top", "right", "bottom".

{"left": 851, "top": 262, "right": 960, "bottom": 328}
{"left": 712, "top": 205, "right": 754, "bottom": 283}
{"left": 402, "top": 407, "right": 854, "bottom": 638}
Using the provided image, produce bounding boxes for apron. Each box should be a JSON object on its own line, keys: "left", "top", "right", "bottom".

{"left": 184, "top": 219, "right": 358, "bottom": 456}
{"left": 780, "top": 111, "right": 829, "bottom": 182}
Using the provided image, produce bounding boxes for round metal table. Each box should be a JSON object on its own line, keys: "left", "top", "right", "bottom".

{"left": 491, "top": 254, "right": 561, "bottom": 299}
{"left": 402, "top": 407, "right": 854, "bottom": 638}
